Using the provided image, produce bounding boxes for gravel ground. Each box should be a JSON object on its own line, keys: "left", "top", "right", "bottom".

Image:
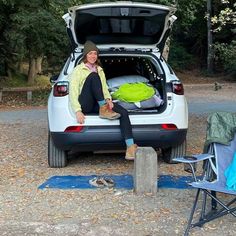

{"left": 0, "top": 83, "right": 236, "bottom": 235}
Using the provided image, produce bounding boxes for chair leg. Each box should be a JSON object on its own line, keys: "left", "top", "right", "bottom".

{"left": 200, "top": 191, "right": 218, "bottom": 221}
{"left": 211, "top": 191, "right": 217, "bottom": 210}
{"left": 184, "top": 189, "right": 200, "bottom": 236}
{"left": 193, "top": 191, "right": 236, "bottom": 227}
{"left": 199, "top": 191, "right": 217, "bottom": 223}
{"left": 202, "top": 206, "right": 236, "bottom": 224}
{"left": 206, "top": 190, "right": 236, "bottom": 216}
{"left": 199, "top": 191, "right": 207, "bottom": 222}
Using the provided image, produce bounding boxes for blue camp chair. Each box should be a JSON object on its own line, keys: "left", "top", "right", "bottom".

{"left": 174, "top": 112, "right": 236, "bottom": 236}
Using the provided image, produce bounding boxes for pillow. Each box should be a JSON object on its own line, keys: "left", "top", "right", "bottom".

{"left": 107, "top": 75, "right": 148, "bottom": 88}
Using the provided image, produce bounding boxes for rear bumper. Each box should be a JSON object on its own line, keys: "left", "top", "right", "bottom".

{"left": 51, "top": 125, "right": 187, "bottom": 152}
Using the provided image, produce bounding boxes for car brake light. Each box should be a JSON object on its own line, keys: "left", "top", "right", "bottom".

{"left": 172, "top": 82, "right": 184, "bottom": 95}
{"left": 64, "top": 126, "right": 84, "bottom": 132}
{"left": 53, "top": 81, "right": 69, "bottom": 97}
{"left": 161, "top": 124, "right": 177, "bottom": 130}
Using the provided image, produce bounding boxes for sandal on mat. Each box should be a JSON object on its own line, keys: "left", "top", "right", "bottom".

{"left": 103, "top": 177, "right": 114, "bottom": 188}
{"left": 89, "top": 177, "right": 114, "bottom": 188}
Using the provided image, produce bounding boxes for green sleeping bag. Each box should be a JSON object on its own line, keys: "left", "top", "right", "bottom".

{"left": 112, "top": 82, "right": 155, "bottom": 103}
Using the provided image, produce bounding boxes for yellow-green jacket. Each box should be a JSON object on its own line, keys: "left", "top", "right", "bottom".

{"left": 69, "top": 62, "right": 111, "bottom": 113}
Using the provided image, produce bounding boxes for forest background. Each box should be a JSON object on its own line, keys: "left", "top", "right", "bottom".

{"left": 0, "top": 0, "right": 235, "bottom": 86}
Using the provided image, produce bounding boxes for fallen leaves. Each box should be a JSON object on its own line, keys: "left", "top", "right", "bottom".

{"left": 18, "top": 168, "right": 25, "bottom": 177}
{"left": 1, "top": 110, "right": 236, "bottom": 235}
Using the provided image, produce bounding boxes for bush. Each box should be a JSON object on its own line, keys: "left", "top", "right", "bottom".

{"left": 1, "top": 73, "right": 51, "bottom": 88}
{"left": 34, "top": 75, "right": 51, "bottom": 88}
{"left": 168, "top": 42, "right": 196, "bottom": 70}
{"left": 213, "top": 40, "right": 236, "bottom": 75}
{"left": 1, "top": 73, "right": 27, "bottom": 87}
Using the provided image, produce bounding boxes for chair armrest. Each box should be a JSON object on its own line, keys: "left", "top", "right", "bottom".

{"left": 173, "top": 154, "right": 214, "bottom": 164}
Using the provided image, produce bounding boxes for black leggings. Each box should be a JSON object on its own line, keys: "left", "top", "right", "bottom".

{"left": 79, "top": 72, "right": 133, "bottom": 140}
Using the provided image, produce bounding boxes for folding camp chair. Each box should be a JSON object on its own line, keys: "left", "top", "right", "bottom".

{"left": 174, "top": 112, "right": 236, "bottom": 236}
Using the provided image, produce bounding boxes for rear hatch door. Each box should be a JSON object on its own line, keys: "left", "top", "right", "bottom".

{"left": 63, "top": 2, "right": 176, "bottom": 53}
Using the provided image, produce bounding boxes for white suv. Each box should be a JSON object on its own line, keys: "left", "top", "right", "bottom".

{"left": 47, "top": 2, "right": 188, "bottom": 168}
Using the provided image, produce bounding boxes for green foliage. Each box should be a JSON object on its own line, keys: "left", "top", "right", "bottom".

{"left": 1, "top": 73, "right": 28, "bottom": 87}
{"left": 8, "top": 0, "right": 69, "bottom": 58}
{"left": 213, "top": 40, "right": 236, "bottom": 75}
{"left": 1, "top": 72, "right": 50, "bottom": 88}
{"left": 0, "top": 0, "right": 235, "bottom": 81}
{"left": 0, "top": 0, "right": 70, "bottom": 77}
{"left": 168, "top": 42, "right": 196, "bottom": 70}
{"left": 34, "top": 75, "right": 51, "bottom": 88}
{"left": 211, "top": 0, "right": 236, "bottom": 32}
{"left": 174, "top": 0, "right": 205, "bottom": 33}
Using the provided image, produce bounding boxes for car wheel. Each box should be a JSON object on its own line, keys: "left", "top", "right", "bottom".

{"left": 48, "top": 132, "right": 68, "bottom": 168}
{"left": 162, "top": 139, "right": 186, "bottom": 164}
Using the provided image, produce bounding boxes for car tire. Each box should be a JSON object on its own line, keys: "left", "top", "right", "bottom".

{"left": 162, "top": 139, "right": 186, "bottom": 164}
{"left": 48, "top": 132, "right": 68, "bottom": 168}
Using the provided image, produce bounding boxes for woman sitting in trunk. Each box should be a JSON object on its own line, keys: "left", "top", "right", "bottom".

{"left": 69, "top": 40, "right": 137, "bottom": 160}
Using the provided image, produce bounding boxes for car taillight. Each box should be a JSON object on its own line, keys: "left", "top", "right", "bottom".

{"left": 172, "top": 82, "right": 184, "bottom": 95}
{"left": 53, "top": 81, "right": 69, "bottom": 97}
{"left": 161, "top": 124, "right": 177, "bottom": 130}
{"left": 64, "top": 126, "right": 84, "bottom": 132}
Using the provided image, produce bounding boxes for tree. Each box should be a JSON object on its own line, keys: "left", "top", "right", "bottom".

{"left": 207, "top": 0, "right": 213, "bottom": 74}
{"left": 0, "top": 0, "right": 20, "bottom": 79}
{"left": 8, "top": 0, "right": 69, "bottom": 84}
{"left": 1, "top": 0, "right": 234, "bottom": 82}
{"left": 211, "top": 0, "right": 236, "bottom": 75}
{"left": 0, "top": 0, "right": 72, "bottom": 84}
{"left": 168, "top": 0, "right": 207, "bottom": 69}
{"left": 205, "top": 0, "right": 235, "bottom": 75}
{"left": 211, "top": 0, "right": 236, "bottom": 32}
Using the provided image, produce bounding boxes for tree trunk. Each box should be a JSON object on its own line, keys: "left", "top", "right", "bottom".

{"left": 35, "top": 56, "right": 43, "bottom": 74}
{"left": 207, "top": 0, "right": 213, "bottom": 74}
{"left": 6, "top": 68, "right": 12, "bottom": 80}
{"left": 18, "top": 61, "right": 24, "bottom": 74}
{"left": 28, "top": 57, "right": 36, "bottom": 85}
{"left": 5, "top": 61, "right": 13, "bottom": 79}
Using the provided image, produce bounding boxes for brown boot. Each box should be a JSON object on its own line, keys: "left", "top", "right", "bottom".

{"left": 99, "top": 104, "right": 121, "bottom": 120}
{"left": 125, "top": 144, "right": 138, "bottom": 160}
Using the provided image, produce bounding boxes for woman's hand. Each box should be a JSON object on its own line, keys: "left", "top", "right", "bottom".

{"left": 106, "top": 99, "right": 114, "bottom": 110}
{"left": 76, "top": 111, "right": 85, "bottom": 124}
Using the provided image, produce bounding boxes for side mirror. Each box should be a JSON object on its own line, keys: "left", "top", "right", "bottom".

{"left": 50, "top": 74, "right": 59, "bottom": 84}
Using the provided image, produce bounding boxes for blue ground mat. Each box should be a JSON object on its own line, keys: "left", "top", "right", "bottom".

{"left": 38, "top": 175, "right": 194, "bottom": 190}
